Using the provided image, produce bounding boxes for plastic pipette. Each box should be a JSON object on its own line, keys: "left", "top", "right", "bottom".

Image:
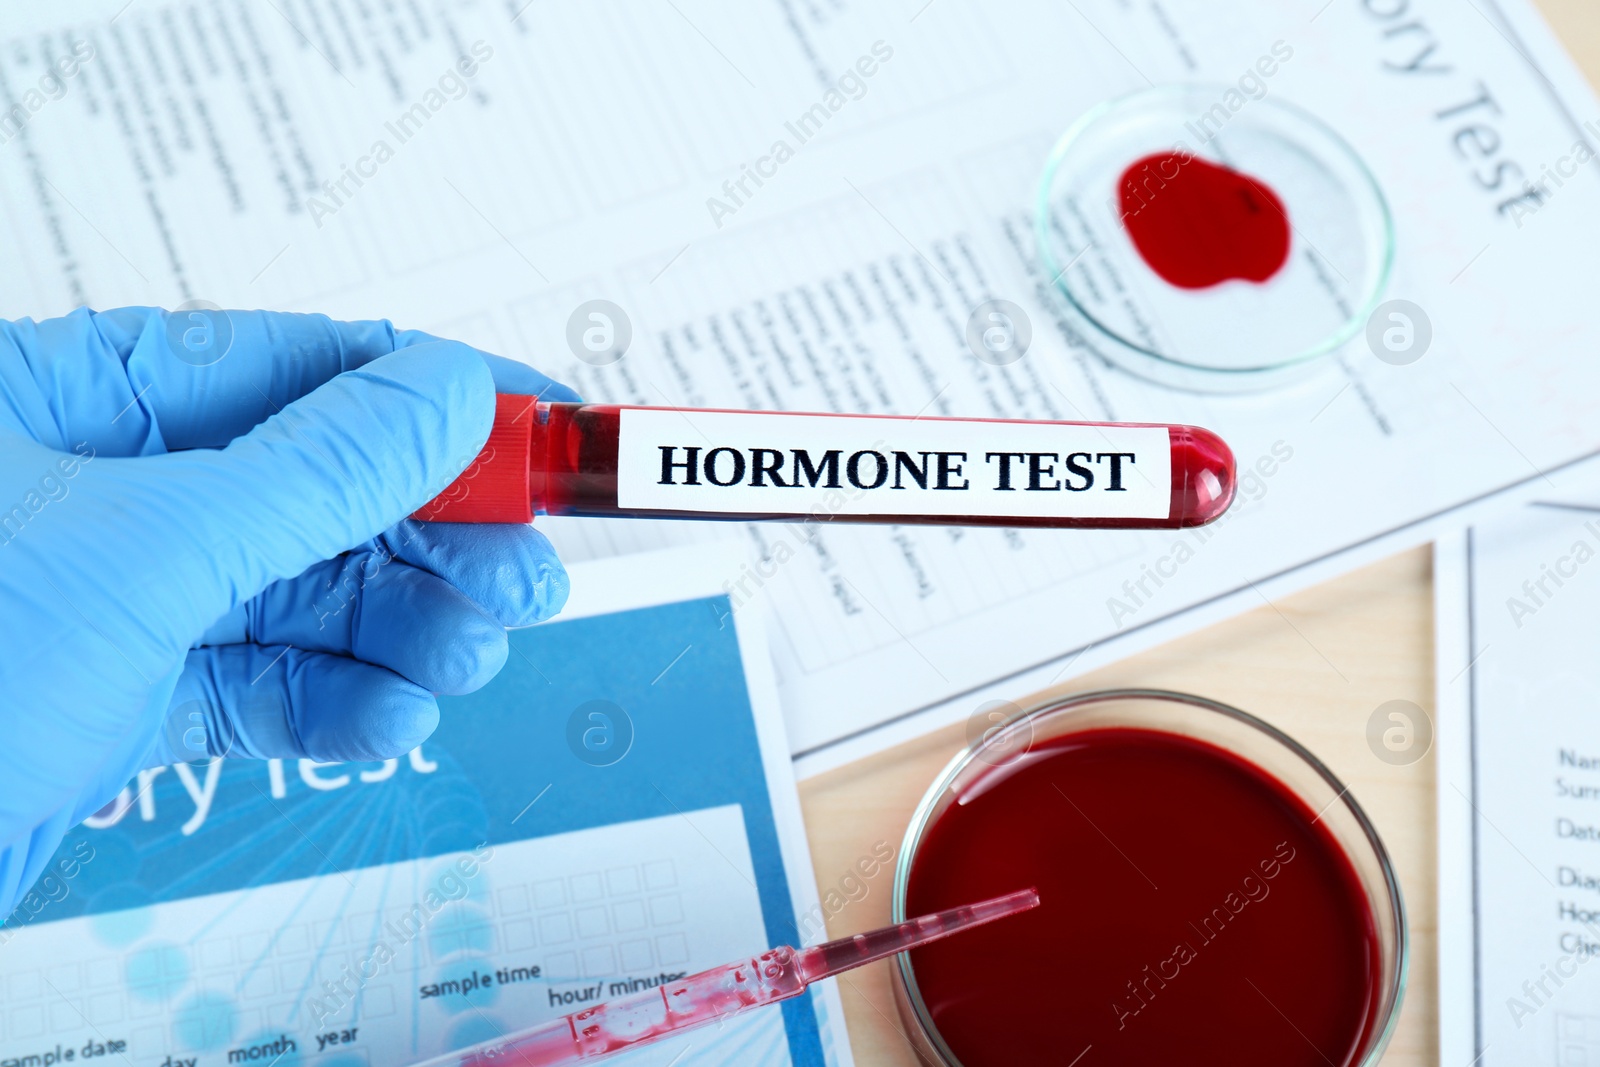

{"left": 404, "top": 888, "right": 1040, "bottom": 1067}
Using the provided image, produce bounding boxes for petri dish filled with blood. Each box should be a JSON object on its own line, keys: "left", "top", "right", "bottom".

{"left": 1036, "top": 85, "right": 1393, "bottom": 392}
{"left": 892, "top": 689, "right": 1407, "bottom": 1067}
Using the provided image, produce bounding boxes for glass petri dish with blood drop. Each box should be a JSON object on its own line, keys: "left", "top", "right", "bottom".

{"left": 1036, "top": 85, "right": 1394, "bottom": 392}
{"left": 892, "top": 689, "right": 1407, "bottom": 1067}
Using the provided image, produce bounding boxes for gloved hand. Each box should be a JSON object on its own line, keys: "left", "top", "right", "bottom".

{"left": 0, "top": 307, "right": 578, "bottom": 916}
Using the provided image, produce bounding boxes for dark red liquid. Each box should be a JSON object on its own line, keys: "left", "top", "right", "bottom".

{"left": 1118, "top": 153, "right": 1291, "bottom": 289}
{"left": 905, "top": 728, "right": 1383, "bottom": 1067}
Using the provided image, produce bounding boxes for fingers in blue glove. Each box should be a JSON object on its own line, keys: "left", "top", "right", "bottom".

{"left": 380, "top": 519, "right": 570, "bottom": 627}
{"left": 199, "top": 551, "right": 509, "bottom": 694}
{"left": 480, "top": 352, "right": 579, "bottom": 403}
{"left": 163, "top": 645, "right": 439, "bottom": 765}
{"left": 8, "top": 308, "right": 578, "bottom": 454}
{"left": 80, "top": 343, "right": 497, "bottom": 656}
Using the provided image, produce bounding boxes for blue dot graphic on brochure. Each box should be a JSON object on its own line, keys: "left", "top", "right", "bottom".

{"left": 429, "top": 901, "right": 496, "bottom": 959}
{"left": 425, "top": 853, "right": 494, "bottom": 905}
{"left": 125, "top": 942, "right": 190, "bottom": 1001}
{"left": 174, "top": 991, "right": 238, "bottom": 1050}
{"left": 87, "top": 882, "right": 155, "bottom": 946}
{"left": 426, "top": 956, "right": 500, "bottom": 1015}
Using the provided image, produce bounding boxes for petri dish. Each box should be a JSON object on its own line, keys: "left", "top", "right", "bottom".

{"left": 891, "top": 689, "right": 1407, "bottom": 1067}
{"left": 1036, "top": 85, "right": 1394, "bottom": 392}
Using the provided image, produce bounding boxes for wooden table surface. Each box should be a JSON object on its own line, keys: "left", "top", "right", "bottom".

{"left": 795, "top": 5, "right": 1596, "bottom": 1062}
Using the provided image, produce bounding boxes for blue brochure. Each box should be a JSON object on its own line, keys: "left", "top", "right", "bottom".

{"left": 0, "top": 547, "right": 851, "bottom": 1067}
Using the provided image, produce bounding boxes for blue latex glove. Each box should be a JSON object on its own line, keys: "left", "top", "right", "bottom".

{"left": 0, "top": 307, "right": 578, "bottom": 916}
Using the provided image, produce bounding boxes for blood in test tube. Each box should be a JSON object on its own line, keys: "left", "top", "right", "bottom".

{"left": 415, "top": 399, "right": 1236, "bottom": 529}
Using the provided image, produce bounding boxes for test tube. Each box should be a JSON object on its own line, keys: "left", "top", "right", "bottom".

{"left": 415, "top": 399, "right": 1235, "bottom": 528}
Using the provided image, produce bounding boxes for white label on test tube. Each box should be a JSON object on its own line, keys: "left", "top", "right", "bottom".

{"left": 615, "top": 408, "right": 1173, "bottom": 520}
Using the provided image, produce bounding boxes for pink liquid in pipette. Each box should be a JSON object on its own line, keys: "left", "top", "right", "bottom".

{"left": 404, "top": 888, "right": 1039, "bottom": 1067}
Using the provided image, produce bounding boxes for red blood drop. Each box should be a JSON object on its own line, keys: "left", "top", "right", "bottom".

{"left": 905, "top": 728, "right": 1382, "bottom": 1067}
{"left": 1117, "top": 152, "right": 1292, "bottom": 289}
